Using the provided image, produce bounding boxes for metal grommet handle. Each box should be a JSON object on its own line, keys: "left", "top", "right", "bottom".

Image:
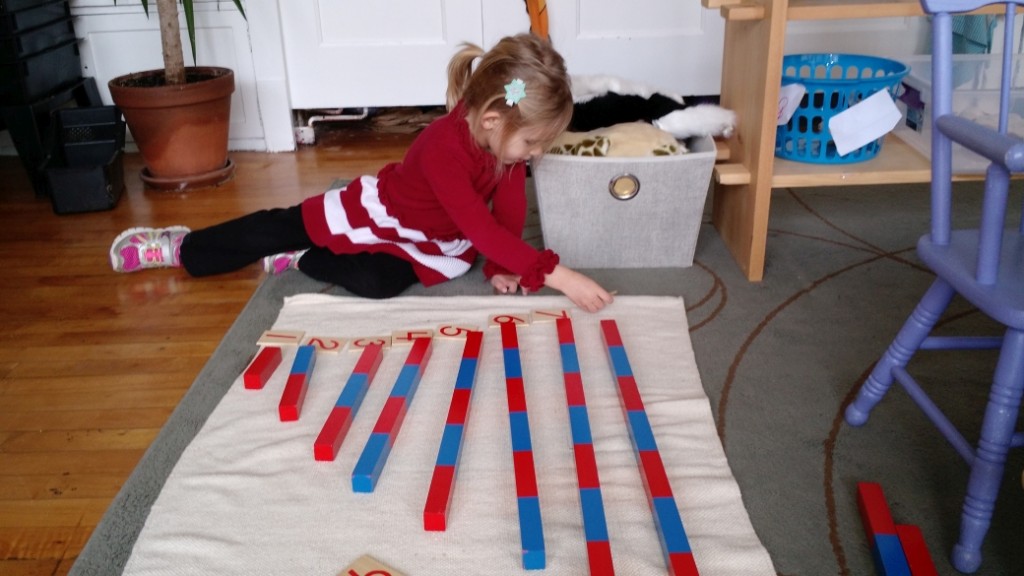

{"left": 609, "top": 173, "right": 640, "bottom": 201}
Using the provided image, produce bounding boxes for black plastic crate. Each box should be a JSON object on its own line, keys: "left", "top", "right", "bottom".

{"left": 45, "top": 104, "right": 125, "bottom": 213}
{"left": 58, "top": 105, "right": 124, "bottom": 144}
{"left": 56, "top": 105, "right": 125, "bottom": 164}
{"left": 1, "top": 0, "right": 61, "bottom": 11}
{"left": 0, "top": 16, "right": 73, "bottom": 61}
{"left": 46, "top": 147, "right": 125, "bottom": 214}
{"left": 0, "top": 36, "right": 80, "bottom": 104}
{"left": 0, "top": 0, "right": 68, "bottom": 35}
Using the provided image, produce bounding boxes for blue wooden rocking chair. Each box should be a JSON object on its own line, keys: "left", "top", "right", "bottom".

{"left": 844, "top": 0, "right": 1024, "bottom": 572}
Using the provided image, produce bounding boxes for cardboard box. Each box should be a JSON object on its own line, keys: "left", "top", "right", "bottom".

{"left": 532, "top": 134, "right": 716, "bottom": 268}
{"left": 895, "top": 54, "right": 1024, "bottom": 174}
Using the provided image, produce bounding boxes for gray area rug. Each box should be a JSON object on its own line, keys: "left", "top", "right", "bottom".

{"left": 71, "top": 180, "right": 1023, "bottom": 576}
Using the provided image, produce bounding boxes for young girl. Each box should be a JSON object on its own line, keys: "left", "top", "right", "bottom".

{"left": 110, "top": 34, "right": 614, "bottom": 313}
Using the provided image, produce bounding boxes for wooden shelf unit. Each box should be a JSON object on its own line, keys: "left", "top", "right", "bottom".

{"left": 788, "top": 0, "right": 926, "bottom": 20}
{"left": 706, "top": 0, "right": 998, "bottom": 281}
{"left": 772, "top": 134, "right": 932, "bottom": 187}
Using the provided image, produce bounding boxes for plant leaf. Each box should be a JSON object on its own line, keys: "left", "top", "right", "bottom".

{"left": 118, "top": 0, "right": 247, "bottom": 67}
{"left": 182, "top": 0, "right": 197, "bottom": 64}
{"left": 115, "top": 0, "right": 150, "bottom": 18}
{"left": 230, "top": 0, "right": 246, "bottom": 20}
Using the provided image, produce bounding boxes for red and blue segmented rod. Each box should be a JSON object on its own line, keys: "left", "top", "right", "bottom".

{"left": 600, "top": 319, "right": 699, "bottom": 576}
{"left": 500, "top": 320, "right": 545, "bottom": 570}
{"left": 313, "top": 343, "right": 385, "bottom": 461}
{"left": 352, "top": 337, "right": 432, "bottom": 493}
{"left": 278, "top": 344, "right": 317, "bottom": 421}
{"left": 423, "top": 330, "right": 484, "bottom": 531}
{"left": 556, "top": 317, "right": 615, "bottom": 576}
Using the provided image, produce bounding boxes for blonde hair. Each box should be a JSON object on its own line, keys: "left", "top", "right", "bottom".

{"left": 446, "top": 34, "right": 573, "bottom": 165}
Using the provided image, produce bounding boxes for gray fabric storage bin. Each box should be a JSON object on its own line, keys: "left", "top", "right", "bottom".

{"left": 533, "top": 134, "right": 716, "bottom": 268}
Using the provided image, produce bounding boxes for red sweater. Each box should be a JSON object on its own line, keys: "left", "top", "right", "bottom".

{"left": 302, "top": 104, "right": 557, "bottom": 288}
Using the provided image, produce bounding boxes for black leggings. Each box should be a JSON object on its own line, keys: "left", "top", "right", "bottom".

{"left": 179, "top": 205, "right": 419, "bottom": 299}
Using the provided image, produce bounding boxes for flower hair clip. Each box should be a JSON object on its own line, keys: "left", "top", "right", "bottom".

{"left": 504, "top": 78, "right": 526, "bottom": 107}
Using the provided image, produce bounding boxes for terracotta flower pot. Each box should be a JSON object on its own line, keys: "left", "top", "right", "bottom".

{"left": 108, "top": 66, "right": 235, "bottom": 191}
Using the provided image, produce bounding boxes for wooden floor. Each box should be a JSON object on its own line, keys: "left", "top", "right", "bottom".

{"left": 0, "top": 129, "right": 416, "bottom": 575}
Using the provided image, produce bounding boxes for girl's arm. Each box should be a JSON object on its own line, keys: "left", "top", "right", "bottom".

{"left": 422, "top": 155, "right": 540, "bottom": 275}
{"left": 543, "top": 265, "right": 614, "bottom": 312}
{"left": 419, "top": 145, "right": 613, "bottom": 310}
{"left": 480, "top": 168, "right": 528, "bottom": 278}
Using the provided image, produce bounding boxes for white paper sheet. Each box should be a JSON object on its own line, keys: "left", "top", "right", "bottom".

{"left": 828, "top": 89, "right": 903, "bottom": 156}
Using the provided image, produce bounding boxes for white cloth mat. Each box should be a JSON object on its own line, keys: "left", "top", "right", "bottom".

{"left": 122, "top": 295, "right": 775, "bottom": 575}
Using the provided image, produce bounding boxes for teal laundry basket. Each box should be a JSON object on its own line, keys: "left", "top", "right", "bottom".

{"left": 776, "top": 53, "right": 908, "bottom": 164}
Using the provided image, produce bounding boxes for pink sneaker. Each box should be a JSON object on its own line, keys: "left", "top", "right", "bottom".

{"left": 262, "top": 250, "right": 306, "bottom": 275}
{"left": 110, "top": 226, "right": 190, "bottom": 273}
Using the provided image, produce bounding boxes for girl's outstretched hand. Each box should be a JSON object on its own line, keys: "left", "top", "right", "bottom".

{"left": 490, "top": 273, "right": 523, "bottom": 295}
{"left": 544, "top": 264, "right": 614, "bottom": 313}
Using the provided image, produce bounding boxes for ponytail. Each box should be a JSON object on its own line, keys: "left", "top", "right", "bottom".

{"left": 446, "top": 43, "right": 485, "bottom": 111}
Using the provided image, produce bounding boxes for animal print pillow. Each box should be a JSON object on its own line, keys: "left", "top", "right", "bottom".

{"left": 547, "top": 122, "right": 685, "bottom": 158}
{"left": 549, "top": 135, "right": 612, "bottom": 157}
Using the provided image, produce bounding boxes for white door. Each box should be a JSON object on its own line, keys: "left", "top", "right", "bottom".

{"left": 548, "top": 0, "right": 725, "bottom": 98}
{"left": 272, "top": 0, "right": 921, "bottom": 113}
{"left": 280, "top": 0, "right": 483, "bottom": 109}
{"left": 278, "top": 0, "right": 727, "bottom": 109}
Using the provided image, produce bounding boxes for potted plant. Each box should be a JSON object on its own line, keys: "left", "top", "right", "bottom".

{"left": 108, "top": 0, "right": 245, "bottom": 191}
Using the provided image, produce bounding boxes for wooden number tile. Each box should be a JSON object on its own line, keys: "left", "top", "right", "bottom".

{"left": 489, "top": 313, "right": 530, "bottom": 328}
{"left": 257, "top": 329, "right": 306, "bottom": 347}
{"left": 391, "top": 329, "right": 434, "bottom": 346}
{"left": 531, "top": 308, "right": 571, "bottom": 323}
{"left": 339, "top": 554, "right": 406, "bottom": 576}
{"left": 349, "top": 337, "right": 392, "bottom": 351}
{"left": 302, "top": 336, "right": 346, "bottom": 354}
{"left": 436, "top": 323, "right": 479, "bottom": 339}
